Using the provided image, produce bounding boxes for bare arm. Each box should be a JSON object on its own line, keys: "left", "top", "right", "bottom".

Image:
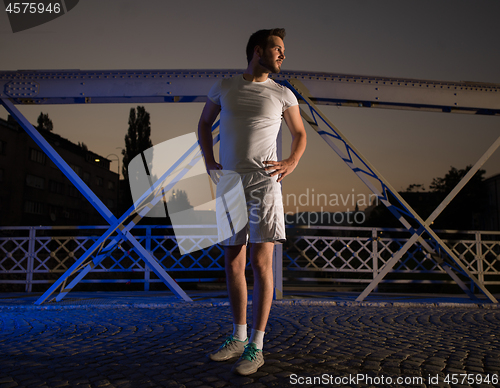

{"left": 264, "top": 104, "right": 307, "bottom": 182}
{"left": 198, "top": 99, "right": 222, "bottom": 173}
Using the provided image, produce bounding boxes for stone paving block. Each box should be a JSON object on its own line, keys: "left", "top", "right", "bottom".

{"left": 135, "top": 382, "right": 157, "bottom": 387}
{"left": 258, "top": 375, "right": 277, "bottom": 384}
{"left": 45, "top": 382, "right": 69, "bottom": 388}
{"left": 206, "top": 381, "right": 226, "bottom": 388}
{"left": 229, "top": 376, "right": 254, "bottom": 385}
{"left": 362, "top": 361, "right": 382, "bottom": 371}
{"left": 468, "top": 366, "right": 486, "bottom": 373}
{"left": 447, "top": 361, "right": 465, "bottom": 369}
{"left": 93, "top": 380, "right": 112, "bottom": 387}
{"left": 239, "top": 383, "right": 267, "bottom": 388}
{"left": 273, "top": 371, "right": 293, "bottom": 378}
{"left": 287, "top": 359, "right": 305, "bottom": 365}
{"left": 111, "top": 381, "right": 130, "bottom": 387}
{"left": 0, "top": 383, "right": 18, "bottom": 388}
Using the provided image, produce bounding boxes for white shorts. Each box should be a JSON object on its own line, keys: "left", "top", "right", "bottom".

{"left": 217, "top": 171, "right": 285, "bottom": 246}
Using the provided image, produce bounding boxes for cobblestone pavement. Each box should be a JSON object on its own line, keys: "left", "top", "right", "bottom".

{"left": 1, "top": 302, "right": 500, "bottom": 388}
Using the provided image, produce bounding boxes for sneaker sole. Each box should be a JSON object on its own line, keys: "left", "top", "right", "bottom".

{"left": 233, "top": 359, "right": 264, "bottom": 375}
{"left": 209, "top": 352, "right": 243, "bottom": 362}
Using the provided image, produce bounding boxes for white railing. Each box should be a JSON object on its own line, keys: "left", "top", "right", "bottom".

{"left": 1, "top": 225, "right": 499, "bottom": 292}
{"left": 283, "top": 226, "right": 500, "bottom": 289}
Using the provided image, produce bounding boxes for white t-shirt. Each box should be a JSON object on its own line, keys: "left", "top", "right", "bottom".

{"left": 208, "top": 75, "right": 298, "bottom": 173}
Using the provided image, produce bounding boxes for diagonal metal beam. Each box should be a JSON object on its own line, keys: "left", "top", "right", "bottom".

{"left": 0, "top": 98, "right": 192, "bottom": 303}
{"left": 284, "top": 79, "right": 498, "bottom": 303}
{"left": 46, "top": 122, "right": 221, "bottom": 303}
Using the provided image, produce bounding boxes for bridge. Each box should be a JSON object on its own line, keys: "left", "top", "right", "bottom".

{"left": 1, "top": 69, "right": 499, "bottom": 304}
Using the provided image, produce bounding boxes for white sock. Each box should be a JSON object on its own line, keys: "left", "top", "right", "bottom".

{"left": 249, "top": 329, "right": 265, "bottom": 350}
{"left": 232, "top": 323, "right": 247, "bottom": 341}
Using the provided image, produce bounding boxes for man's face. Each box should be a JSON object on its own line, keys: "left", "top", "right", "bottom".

{"left": 258, "top": 35, "right": 285, "bottom": 74}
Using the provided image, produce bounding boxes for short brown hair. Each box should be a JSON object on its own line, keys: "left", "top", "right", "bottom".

{"left": 246, "top": 28, "right": 286, "bottom": 64}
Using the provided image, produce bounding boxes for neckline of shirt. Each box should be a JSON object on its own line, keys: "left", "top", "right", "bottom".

{"left": 241, "top": 74, "right": 272, "bottom": 84}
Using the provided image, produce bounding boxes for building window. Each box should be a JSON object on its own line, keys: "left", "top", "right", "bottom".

{"left": 24, "top": 201, "right": 45, "bottom": 215}
{"left": 49, "top": 180, "right": 64, "bottom": 194}
{"left": 26, "top": 174, "right": 45, "bottom": 189}
{"left": 0, "top": 140, "right": 5, "bottom": 155}
{"left": 107, "top": 199, "right": 115, "bottom": 209}
{"left": 107, "top": 180, "right": 115, "bottom": 190}
{"left": 68, "top": 185, "right": 82, "bottom": 198}
{"left": 83, "top": 171, "right": 90, "bottom": 184}
{"left": 30, "top": 148, "right": 46, "bottom": 164}
{"left": 65, "top": 208, "right": 82, "bottom": 221}
{"left": 70, "top": 164, "right": 82, "bottom": 177}
{"left": 96, "top": 176, "right": 103, "bottom": 186}
{"left": 49, "top": 205, "right": 63, "bottom": 220}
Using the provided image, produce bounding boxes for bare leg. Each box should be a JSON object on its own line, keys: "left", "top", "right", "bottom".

{"left": 224, "top": 244, "right": 247, "bottom": 325}
{"left": 249, "top": 242, "right": 275, "bottom": 332}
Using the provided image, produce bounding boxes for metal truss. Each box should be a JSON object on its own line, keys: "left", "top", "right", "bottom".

{"left": 2, "top": 69, "right": 499, "bottom": 303}
{"left": 284, "top": 79, "right": 500, "bottom": 303}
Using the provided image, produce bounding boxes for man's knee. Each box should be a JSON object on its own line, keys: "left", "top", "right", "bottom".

{"left": 251, "top": 261, "right": 273, "bottom": 279}
{"left": 249, "top": 243, "right": 274, "bottom": 276}
{"left": 226, "top": 260, "right": 246, "bottom": 275}
{"left": 224, "top": 245, "right": 246, "bottom": 274}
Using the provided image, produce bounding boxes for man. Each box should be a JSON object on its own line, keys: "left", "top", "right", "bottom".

{"left": 198, "top": 28, "right": 306, "bottom": 375}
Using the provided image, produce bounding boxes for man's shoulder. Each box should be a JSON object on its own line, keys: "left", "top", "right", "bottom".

{"left": 212, "top": 75, "right": 240, "bottom": 90}
{"left": 267, "top": 77, "right": 285, "bottom": 89}
{"left": 267, "top": 78, "right": 294, "bottom": 94}
{"left": 268, "top": 78, "right": 298, "bottom": 103}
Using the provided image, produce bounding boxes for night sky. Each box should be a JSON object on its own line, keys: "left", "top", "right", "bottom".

{"left": 1, "top": 0, "right": 500, "bottom": 213}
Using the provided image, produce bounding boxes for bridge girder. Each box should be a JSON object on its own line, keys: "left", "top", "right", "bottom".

{"left": 1, "top": 69, "right": 499, "bottom": 115}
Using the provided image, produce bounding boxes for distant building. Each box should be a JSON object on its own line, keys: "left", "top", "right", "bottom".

{"left": 0, "top": 116, "right": 119, "bottom": 226}
{"left": 482, "top": 173, "right": 500, "bottom": 230}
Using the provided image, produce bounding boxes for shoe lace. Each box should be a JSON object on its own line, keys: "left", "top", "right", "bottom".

{"left": 220, "top": 335, "right": 236, "bottom": 349}
{"left": 241, "top": 344, "right": 259, "bottom": 361}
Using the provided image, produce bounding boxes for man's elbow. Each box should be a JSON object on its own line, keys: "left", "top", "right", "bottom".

{"left": 198, "top": 119, "right": 211, "bottom": 135}
{"left": 294, "top": 129, "right": 307, "bottom": 144}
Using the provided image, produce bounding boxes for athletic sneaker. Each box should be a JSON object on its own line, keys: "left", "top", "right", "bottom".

{"left": 209, "top": 335, "right": 248, "bottom": 361}
{"left": 232, "top": 343, "right": 264, "bottom": 375}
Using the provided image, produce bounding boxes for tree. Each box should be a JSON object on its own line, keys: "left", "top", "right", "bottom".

{"left": 429, "top": 165, "right": 485, "bottom": 194}
{"left": 119, "top": 106, "right": 154, "bottom": 217}
{"left": 121, "top": 106, "right": 153, "bottom": 179}
{"left": 36, "top": 112, "right": 53, "bottom": 131}
{"left": 167, "top": 190, "right": 193, "bottom": 212}
{"left": 366, "top": 165, "right": 487, "bottom": 230}
{"left": 78, "top": 142, "right": 88, "bottom": 151}
{"left": 428, "top": 165, "right": 486, "bottom": 229}
{"left": 404, "top": 183, "right": 425, "bottom": 193}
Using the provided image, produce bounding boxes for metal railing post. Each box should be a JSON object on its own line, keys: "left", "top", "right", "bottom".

{"left": 371, "top": 228, "right": 379, "bottom": 293}
{"left": 26, "top": 227, "right": 36, "bottom": 292}
{"left": 476, "top": 231, "right": 484, "bottom": 289}
{"left": 145, "top": 226, "right": 151, "bottom": 291}
{"left": 273, "top": 244, "right": 283, "bottom": 300}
